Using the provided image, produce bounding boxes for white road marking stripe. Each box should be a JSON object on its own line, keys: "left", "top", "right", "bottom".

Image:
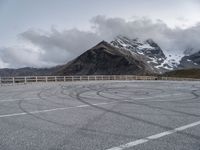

{"left": 0, "top": 98, "right": 41, "bottom": 102}
{"left": 107, "top": 120, "right": 200, "bottom": 150}
{"left": 0, "top": 101, "right": 120, "bottom": 118}
{"left": 0, "top": 93, "right": 183, "bottom": 103}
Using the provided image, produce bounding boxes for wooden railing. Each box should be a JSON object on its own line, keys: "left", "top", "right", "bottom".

{"left": 0, "top": 75, "right": 199, "bottom": 85}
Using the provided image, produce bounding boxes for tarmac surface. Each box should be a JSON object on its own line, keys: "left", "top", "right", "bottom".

{"left": 0, "top": 80, "right": 200, "bottom": 150}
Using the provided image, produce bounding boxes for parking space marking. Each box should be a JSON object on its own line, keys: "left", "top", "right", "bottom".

{"left": 0, "top": 101, "right": 123, "bottom": 118}
{"left": 107, "top": 120, "right": 200, "bottom": 150}
{"left": 0, "top": 97, "right": 41, "bottom": 102}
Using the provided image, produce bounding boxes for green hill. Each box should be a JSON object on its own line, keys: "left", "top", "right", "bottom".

{"left": 163, "top": 69, "right": 200, "bottom": 79}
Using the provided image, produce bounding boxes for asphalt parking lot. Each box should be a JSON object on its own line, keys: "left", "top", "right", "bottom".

{"left": 0, "top": 80, "right": 200, "bottom": 150}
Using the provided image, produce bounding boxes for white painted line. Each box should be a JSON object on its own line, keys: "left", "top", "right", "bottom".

{"left": 106, "top": 120, "right": 200, "bottom": 150}
{"left": 0, "top": 93, "right": 185, "bottom": 103}
{"left": 0, "top": 98, "right": 41, "bottom": 102}
{"left": 0, "top": 100, "right": 121, "bottom": 119}
{"left": 132, "top": 93, "right": 187, "bottom": 102}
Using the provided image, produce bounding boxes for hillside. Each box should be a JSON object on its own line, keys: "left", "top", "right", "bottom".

{"left": 0, "top": 67, "right": 60, "bottom": 77}
{"left": 163, "top": 68, "right": 200, "bottom": 79}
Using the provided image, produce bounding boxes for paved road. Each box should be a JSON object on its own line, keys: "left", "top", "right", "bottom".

{"left": 0, "top": 80, "right": 200, "bottom": 150}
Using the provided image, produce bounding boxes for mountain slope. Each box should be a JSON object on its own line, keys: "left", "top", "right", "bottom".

{"left": 56, "top": 41, "right": 153, "bottom": 75}
{"left": 0, "top": 66, "right": 60, "bottom": 77}
{"left": 179, "top": 51, "right": 200, "bottom": 69}
{"left": 110, "top": 36, "right": 181, "bottom": 72}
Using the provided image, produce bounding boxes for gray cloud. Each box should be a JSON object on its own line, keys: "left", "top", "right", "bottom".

{"left": 1, "top": 16, "right": 200, "bottom": 68}
{"left": 0, "top": 47, "right": 49, "bottom": 68}
{"left": 92, "top": 16, "right": 200, "bottom": 54}
{"left": 20, "top": 28, "right": 101, "bottom": 64}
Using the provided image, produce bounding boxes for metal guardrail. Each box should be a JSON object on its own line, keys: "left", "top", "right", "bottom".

{"left": 0, "top": 75, "right": 199, "bottom": 85}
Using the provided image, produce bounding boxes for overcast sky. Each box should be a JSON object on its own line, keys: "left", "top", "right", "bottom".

{"left": 0, "top": 0, "right": 200, "bottom": 68}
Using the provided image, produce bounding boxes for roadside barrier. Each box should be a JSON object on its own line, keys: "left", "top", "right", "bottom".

{"left": 0, "top": 75, "right": 199, "bottom": 85}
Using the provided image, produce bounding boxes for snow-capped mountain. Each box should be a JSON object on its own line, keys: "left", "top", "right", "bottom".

{"left": 110, "top": 36, "right": 182, "bottom": 73}
{"left": 0, "top": 36, "right": 199, "bottom": 76}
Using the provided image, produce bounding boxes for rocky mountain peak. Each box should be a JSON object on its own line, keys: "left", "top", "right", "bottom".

{"left": 145, "top": 39, "right": 159, "bottom": 47}
{"left": 110, "top": 36, "right": 169, "bottom": 73}
{"left": 95, "top": 40, "right": 110, "bottom": 47}
{"left": 55, "top": 41, "right": 153, "bottom": 75}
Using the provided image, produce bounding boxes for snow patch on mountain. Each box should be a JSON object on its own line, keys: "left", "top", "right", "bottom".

{"left": 138, "top": 43, "right": 154, "bottom": 50}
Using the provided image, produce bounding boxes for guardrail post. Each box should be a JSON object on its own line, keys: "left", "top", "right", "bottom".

{"left": 72, "top": 76, "right": 74, "bottom": 82}
{"left": 45, "top": 76, "right": 48, "bottom": 82}
{"left": 95, "top": 76, "right": 97, "bottom": 81}
{"left": 55, "top": 76, "right": 57, "bottom": 82}
{"left": 12, "top": 77, "right": 15, "bottom": 85}
{"left": 24, "top": 77, "right": 27, "bottom": 84}
{"left": 36, "top": 76, "right": 38, "bottom": 83}
{"left": 64, "top": 76, "right": 66, "bottom": 82}
{"left": 87, "top": 76, "right": 89, "bottom": 81}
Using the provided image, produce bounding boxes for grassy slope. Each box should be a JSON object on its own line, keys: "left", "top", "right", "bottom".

{"left": 163, "top": 68, "right": 200, "bottom": 79}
